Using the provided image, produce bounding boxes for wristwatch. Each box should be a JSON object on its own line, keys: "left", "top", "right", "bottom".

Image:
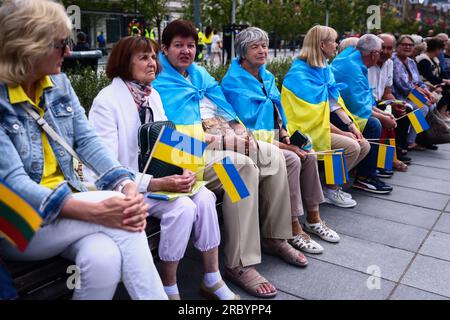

{"left": 344, "top": 120, "right": 353, "bottom": 129}
{"left": 116, "top": 179, "right": 133, "bottom": 193}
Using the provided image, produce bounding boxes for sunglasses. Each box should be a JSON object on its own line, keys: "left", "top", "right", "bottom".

{"left": 51, "top": 38, "right": 70, "bottom": 57}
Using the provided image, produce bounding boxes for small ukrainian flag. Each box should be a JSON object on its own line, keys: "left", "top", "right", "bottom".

{"left": 324, "top": 152, "right": 347, "bottom": 185}
{"left": 407, "top": 109, "right": 430, "bottom": 134}
{"left": 213, "top": 157, "right": 250, "bottom": 203}
{"left": 407, "top": 89, "right": 428, "bottom": 108}
{"left": 383, "top": 138, "right": 398, "bottom": 162}
{"left": 152, "top": 126, "right": 207, "bottom": 171}
{"left": 376, "top": 144, "right": 395, "bottom": 171}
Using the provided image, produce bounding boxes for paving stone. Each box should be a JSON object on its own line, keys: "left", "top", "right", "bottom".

{"left": 352, "top": 185, "right": 449, "bottom": 211}
{"left": 401, "top": 165, "right": 450, "bottom": 182}
{"left": 401, "top": 255, "right": 450, "bottom": 298}
{"left": 346, "top": 193, "right": 440, "bottom": 229}
{"left": 389, "top": 284, "right": 448, "bottom": 300}
{"left": 407, "top": 153, "right": 450, "bottom": 170}
{"left": 446, "top": 202, "right": 450, "bottom": 212}
{"left": 434, "top": 212, "right": 450, "bottom": 234}
{"left": 307, "top": 234, "right": 414, "bottom": 282}
{"left": 387, "top": 172, "right": 450, "bottom": 195}
{"left": 419, "top": 231, "right": 450, "bottom": 262}
{"left": 256, "top": 254, "right": 394, "bottom": 300}
{"left": 318, "top": 207, "right": 428, "bottom": 251}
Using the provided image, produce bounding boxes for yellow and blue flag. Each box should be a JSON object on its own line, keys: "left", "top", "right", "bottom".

{"left": 281, "top": 58, "right": 357, "bottom": 152}
{"left": 407, "top": 89, "right": 427, "bottom": 108}
{"left": 0, "top": 180, "right": 43, "bottom": 252}
{"left": 383, "top": 138, "right": 398, "bottom": 162}
{"left": 323, "top": 152, "right": 348, "bottom": 185}
{"left": 332, "top": 47, "right": 375, "bottom": 131}
{"left": 213, "top": 157, "right": 250, "bottom": 203}
{"left": 407, "top": 109, "right": 430, "bottom": 134}
{"left": 375, "top": 144, "right": 395, "bottom": 171}
{"left": 152, "top": 126, "right": 207, "bottom": 171}
{"left": 222, "top": 58, "right": 287, "bottom": 143}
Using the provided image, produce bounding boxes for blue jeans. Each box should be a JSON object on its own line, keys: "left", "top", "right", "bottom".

{"left": 0, "top": 265, "right": 17, "bottom": 300}
{"left": 357, "top": 116, "right": 382, "bottom": 178}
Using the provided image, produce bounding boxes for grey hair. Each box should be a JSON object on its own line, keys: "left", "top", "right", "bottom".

{"left": 356, "top": 34, "right": 383, "bottom": 56}
{"left": 235, "top": 27, "right": 269, "bottom": 59}
{"left": 378, "top": 33, "right": 396, "bottom": 46}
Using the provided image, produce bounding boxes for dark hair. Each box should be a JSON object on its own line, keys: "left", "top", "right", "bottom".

{"left": 205, "top": 25, "right": 212, "bottom": 38}
{"left": 162, "top": 19, "right": 198, "bottom": 47}
{"left": 76, "top": 31, "right": 87, "bottom": 43}
{"left": 106, "top": 36, "right": 161, "bottom": 80}
{"left": 427, "top": 38, "right": 445, "bottom": 52}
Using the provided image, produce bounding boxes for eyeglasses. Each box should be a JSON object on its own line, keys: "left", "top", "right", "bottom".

{"left": 399, "top": 43, "right": 414, "bottom": 48}
{"left": 51, "top": 38, "right": 70, "bottom": 57}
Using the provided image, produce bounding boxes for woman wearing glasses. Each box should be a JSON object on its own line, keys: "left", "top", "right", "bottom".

{"left": 0, "top": 0, "right": 167, "bottom": 300}
{"left": 392, "top": 35, "right": 433, "bottom": 152}
{"left": 87, "top": 36, "right": 238, "bottom": 300}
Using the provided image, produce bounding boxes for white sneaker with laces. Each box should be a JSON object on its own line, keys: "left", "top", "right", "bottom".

{"left": 324, "top": 187, "right": 357, "bottom": 208}
{"left": 303, "top": 221, "right": 340, "bottom": 243}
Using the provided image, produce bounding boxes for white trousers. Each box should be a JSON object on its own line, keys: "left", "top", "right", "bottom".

{"left": 0, "top": 218, "right": 167, "bottom": 300}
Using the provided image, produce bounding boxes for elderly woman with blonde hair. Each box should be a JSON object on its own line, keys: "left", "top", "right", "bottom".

{"left": 0, "top": 0, "right": 166, "bottom": 300}
{"left": 281, "top": 25, "right": 370, "bottom": 205}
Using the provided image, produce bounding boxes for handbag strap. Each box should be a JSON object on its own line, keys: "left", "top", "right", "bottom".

{"left": 20, "top": 105, "right": 81, "bottom": 162}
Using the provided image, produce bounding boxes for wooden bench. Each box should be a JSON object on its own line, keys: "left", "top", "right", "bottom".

{"left": 5, "top": 217, "right": 161, "bottom": 300}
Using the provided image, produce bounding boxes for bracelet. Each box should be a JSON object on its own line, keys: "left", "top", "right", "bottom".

{"left": 116, "top": 179, "right": 133, "bottom": 193}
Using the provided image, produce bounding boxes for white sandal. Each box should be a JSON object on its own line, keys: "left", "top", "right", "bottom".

{"left": 288, "top": 233, "right": 324, "bottom": 254}
{"left": 303, "top": 221, "right": 340, "bottom": 243}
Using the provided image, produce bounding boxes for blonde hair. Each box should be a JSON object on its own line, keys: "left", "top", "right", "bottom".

{"left": 0, "top": 0, "right": 72, "bottom": 86}
{"left": 299, "top": 25, "right": 338, "bottom": 68}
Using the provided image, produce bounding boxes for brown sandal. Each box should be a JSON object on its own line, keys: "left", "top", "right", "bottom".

{"left": 262, "top": 239, "right": 308, "bottom": 267}
{"left": 200, "top": 279, "right": 240, "bottom": 300}
{"left": 224, "top": 266, "right": 277, "bottom": 298}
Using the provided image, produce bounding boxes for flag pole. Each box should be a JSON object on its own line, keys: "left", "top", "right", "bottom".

{"left": 136, "top": 125, "right": 166, "bottom": 190}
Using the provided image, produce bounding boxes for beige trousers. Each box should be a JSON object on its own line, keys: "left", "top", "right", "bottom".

{"left": 330, "top": 133, "right": 371, "bottom": 171}
{"left": 282, "top": 149, "right": 325, "bottom": 217}
{"left": 204, "top": 141, "right": 292, "bottom": 268}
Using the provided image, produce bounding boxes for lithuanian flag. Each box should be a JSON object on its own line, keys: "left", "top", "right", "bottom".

{"left": 0, "top": 180, "right": 42, "bottom": 252}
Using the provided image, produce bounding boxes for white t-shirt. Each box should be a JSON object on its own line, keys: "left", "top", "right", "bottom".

{"left": 368, "top": 59, "right": 393, "bottom": 102}
{"left": 211, "top": 34, "right": 221, "bottom": 53}
{"left": 186, "top": 74, "right": 218, "bottom": 119}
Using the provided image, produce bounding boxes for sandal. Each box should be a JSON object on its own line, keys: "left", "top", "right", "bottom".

{"left": 224, "top": 266, "right": 277, "bottom": 298}
{"left": 288, "top": 233, "right": 324, "bottom": 254}
{"left": 407, "top": 143, "right": 426, "bottom": 151}
{"left": 200, "top": 279, "right": 240, "bottom": 300}
{"left": 262, "top": 239, "right": 308, "bottom": 267}
{"left": 393, "top": 160, "right": 408, "bottom": 172}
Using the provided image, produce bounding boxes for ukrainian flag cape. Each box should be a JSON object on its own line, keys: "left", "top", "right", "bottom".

{"left": 281, "top": 58, "right": 355, "bottom": 152}
{"left": 153, "top": 54, "right": 238, "bottom": 127}
{"left": 331, "top": 47, "right": 375, "bottom": 131}
{"left": 153, "top": 55, "right": 238, "bottom": 178}
{"left": 221, "top": 58, "right": 287, "bottom": 142}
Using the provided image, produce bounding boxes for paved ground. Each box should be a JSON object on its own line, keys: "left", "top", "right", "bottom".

{"left": 168, "top": 143, "right": 450, "bottom": 300}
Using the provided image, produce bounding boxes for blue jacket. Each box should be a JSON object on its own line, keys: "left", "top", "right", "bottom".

{"left": 0, "top": 73, "right": 133, "bottom": 225}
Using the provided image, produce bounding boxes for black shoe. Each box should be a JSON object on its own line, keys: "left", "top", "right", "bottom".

{"left": 353, "top": 176, "right": 393, "bottom": 194}
{"left": 426, "top": 144, "right": 438, "bottom": 150}
{"left": 397, "top": 154, "right": 412, "bottom": 165}
{"left": 377, "top": 169, "right": 394, "bottom": 178}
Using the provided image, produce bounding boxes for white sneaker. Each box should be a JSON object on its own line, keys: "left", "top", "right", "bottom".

{"left": 324, "top": 188, "right": 357, "bottom": 208}
{"left": 303, "top": 221, "right": 340, "bottom": 243}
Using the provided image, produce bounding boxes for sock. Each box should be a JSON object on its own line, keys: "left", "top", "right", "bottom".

{"left": 203, "top": 271, "right": 236, "bottom": 300}
{"left": 163, "top": 283, "right": 179, "bottom": 297}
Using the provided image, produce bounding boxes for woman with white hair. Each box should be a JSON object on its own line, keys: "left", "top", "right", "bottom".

{"left": 338, "top": 37, "right": 359, "bottom": 54}
{"left": 0, "top": 0, "right": 166, "bottom": 300}
{"left": 222, "top": 26, "right": 341, "bottom": 255}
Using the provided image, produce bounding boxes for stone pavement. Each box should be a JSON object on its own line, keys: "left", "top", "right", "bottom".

{"left": 170, "top": 143, "right": 450, "bottom": 300}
